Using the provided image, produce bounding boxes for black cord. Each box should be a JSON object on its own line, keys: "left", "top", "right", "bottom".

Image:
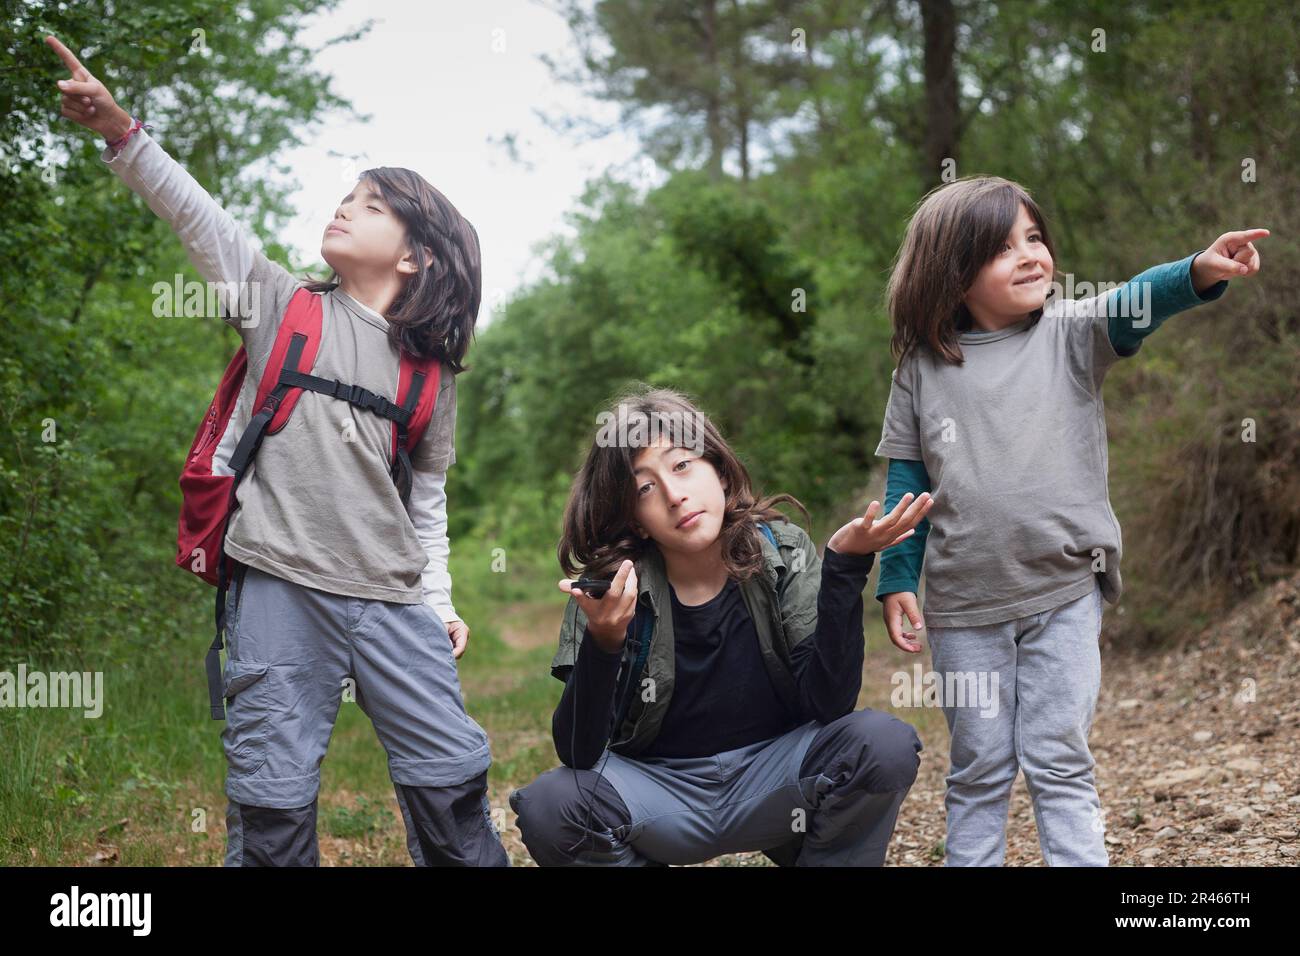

{"left": 561, "top": 617, "right": 636, "bottom": 859}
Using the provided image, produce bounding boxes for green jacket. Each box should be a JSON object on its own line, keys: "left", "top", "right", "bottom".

{"left": 549, "top": 517, "right": 824, "bottom": 758}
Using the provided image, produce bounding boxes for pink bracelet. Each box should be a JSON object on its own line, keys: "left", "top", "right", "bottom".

{"left": 107, "top": 116, "right": 151, "bottom": 154}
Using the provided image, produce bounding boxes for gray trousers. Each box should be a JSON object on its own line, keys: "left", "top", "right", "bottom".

{"left": 220, "top": 562, "right": 508, "bottom": 866}
{"left": 927, "top": 579, "right": 1107, "bottom": 866}
{"left": 509, "top": 708, "right": 922, "bottom": 866}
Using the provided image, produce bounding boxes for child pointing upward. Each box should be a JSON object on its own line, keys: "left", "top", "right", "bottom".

{"left": 48, "top": 34, "right": 507, "bottom": 867}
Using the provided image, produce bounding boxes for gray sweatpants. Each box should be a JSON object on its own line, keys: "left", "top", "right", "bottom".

{"left": 220, "top": 561, "right": 508, "bottom": 866}
{"left": 509, "top": 708, "right": 922, "bottom": 866}
{"left": 927, "top": 579, "right": 1107, "bottom": 866}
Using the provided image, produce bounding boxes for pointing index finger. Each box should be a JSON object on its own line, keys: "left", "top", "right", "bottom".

{"left": 45, "top": 35, "right": 89, "bottom": 80}
{"left": 1225, "top": 228, "right": 1270, "bottom": 245}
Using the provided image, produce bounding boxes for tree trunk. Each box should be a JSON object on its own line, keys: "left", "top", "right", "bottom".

{"left": 920, "top": 0, "right": 959, "bottom": 187}
{"left": 703, "top": 0, "right": 725, "bottom": 180}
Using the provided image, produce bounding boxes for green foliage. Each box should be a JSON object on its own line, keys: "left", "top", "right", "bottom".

{"left": 460, "top": 0, "right": 1300, "bottom": 647}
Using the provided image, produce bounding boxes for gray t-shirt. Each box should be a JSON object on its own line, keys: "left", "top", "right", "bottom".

{"left": 217, "top": 251, "right": 458, "bottom": 603}
{"left": 874, "top": 294, "right": 1126, "bottom": 627}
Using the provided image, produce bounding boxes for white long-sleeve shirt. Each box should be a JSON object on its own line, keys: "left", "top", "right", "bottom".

{"left": 102, "top": 128, "right": 459, "bottom": 623}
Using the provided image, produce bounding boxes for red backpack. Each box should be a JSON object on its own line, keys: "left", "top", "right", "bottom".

{"left": 179, "top": 287, "right": 441, "bottom": 719}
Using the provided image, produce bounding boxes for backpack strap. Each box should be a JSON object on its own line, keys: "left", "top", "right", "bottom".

{"left": 275, "top": 370, "right": 412, "bottom": 429}
{"left": 389, "top": 354, "right": 442, "bottom": 505}
{"left": 394, "top": 354, "right": 442, "bottom": 456}
{"left": 256, "top": 288, "right": 324, "bottom": 434}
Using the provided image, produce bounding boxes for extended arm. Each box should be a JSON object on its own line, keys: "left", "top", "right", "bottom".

{"left": 1106, "top": 252, "right": 1229, "bottom": 356}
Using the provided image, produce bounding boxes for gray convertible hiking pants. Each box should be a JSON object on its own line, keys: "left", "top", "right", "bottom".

{"left": 220, "top": 562, "right": 508, "bottom": 867}
{"left": 509, "top": 708, "right": 922, "bottom": 866}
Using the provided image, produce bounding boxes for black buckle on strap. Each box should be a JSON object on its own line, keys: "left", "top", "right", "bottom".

{"left": 332, "top": 381, "right": 362, "bottom": 404}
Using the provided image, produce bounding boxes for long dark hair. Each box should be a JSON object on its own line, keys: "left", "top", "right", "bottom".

{"left": 305, "top": 166, "right": 479, "bottom": 372}
{"left": 887, "top": 175, "right": 1058, "bottom": 367}
{"left": 557, "top": 385, "right": 810, "bottom": 581}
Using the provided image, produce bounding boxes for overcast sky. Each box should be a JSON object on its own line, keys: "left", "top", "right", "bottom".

{"left": 276, "top": 0, "right": 656, "bottom": 326}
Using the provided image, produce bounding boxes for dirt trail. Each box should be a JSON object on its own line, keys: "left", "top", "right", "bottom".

{"left": 489, "top": 576, "right": 1299, "bottom": 866}
{"left": 888, "top": 571, "right": 1300, "bottom": 866}
{"left": 159, "top": 579, "right": 1296, "bottom": 867}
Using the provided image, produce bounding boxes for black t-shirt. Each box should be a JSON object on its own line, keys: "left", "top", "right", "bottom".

{"left": 551, "top": 545, "right": 876, "bottom": 770}
{"left": 638, "top": 578, "right": 800, "bottom": 759}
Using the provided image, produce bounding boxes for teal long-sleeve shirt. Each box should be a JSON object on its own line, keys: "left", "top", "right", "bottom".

{"left": 875, "top": 251, "right": 1229, "bottom": 602}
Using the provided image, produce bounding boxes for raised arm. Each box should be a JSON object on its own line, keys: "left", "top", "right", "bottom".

{"left": 1105, "top": 254, "right": 1225, "bottom": 355}
{"left": 46, "top": 34, "right": 288, "bottom": 324}
{"left": 789, "top": 492, "right": 935, "bottom": 721}
{"left": 788, "top": 546, "right": 877, "bottom": 724}
{"left": 1100, "top": 230, "right": 1267, "bottom": 355}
